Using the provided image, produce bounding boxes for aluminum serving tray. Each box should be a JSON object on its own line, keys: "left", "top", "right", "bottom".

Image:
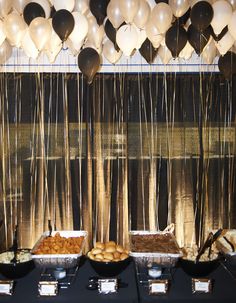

{"left": 31, "top": 230, "right": 87, "bottom": 269}
{"left": 129, "top": 230, "right": 182, "bottom": 267}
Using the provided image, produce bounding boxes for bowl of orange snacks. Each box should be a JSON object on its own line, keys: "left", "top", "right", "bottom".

{"left": 87, "top": 241, "right": 130, "bottom": 277}
{"left": 31, "top": 231, "right": 87, "bottom": 268}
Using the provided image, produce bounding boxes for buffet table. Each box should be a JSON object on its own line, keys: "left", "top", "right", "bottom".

{"left": 0, "top": 259, "right": 236, "bottom": 302}
{"left": 137, "top": 262, "right": 236, "bottom": 303}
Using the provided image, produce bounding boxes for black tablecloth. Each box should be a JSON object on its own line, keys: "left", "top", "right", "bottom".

{"left": 0, "top": 259, "right": 138, "bottom": 303}
{"left": 0, "top": 260, "right": 236, "bottom": 303}
{"left": 137, "top": 262, "right": 236, "bottom": 303}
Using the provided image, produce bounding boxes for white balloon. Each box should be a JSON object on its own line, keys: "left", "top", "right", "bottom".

{"left": 133, "top": 0, "right": 151, "bottom": 29}
{"left": 103, "top": 39, "right": 122, "bottom": 64}
{"left": 69, "top": 12, "right": 88, "bottom": 44}
{"left": 44, "top": 19, "right": 61, "bottom": 51}
{"left": 0, "top": 39, "right": 12, "bottom": 64}
{"left": 21, "top": 28, "right": 39, "bottom": 59}
{"left": 74, "top": 0, "right": 89, "bottom": 14}
{"left": 135, "top": 28, "right": 147, "bottom": 49}
{"left": 145, "top": 19, "right": 163, "bottom": 49}
{"left": 211, "top": 0, "right": 232, "bottom": 35}
{"left": 53, "top": 0, "right": 75, "bottom": 12}
{"left": 29, "top": 17, "right": 51, "bottom": 50}
{"left": 179, "top": 41, "right": 194, "bottom": 60}
{"left": 4, "top": 12, "right": 27, "bottom": 47}
{"left": 34, "top": 0, "right": 51, "bottom": 18}
{"left": 83, "top": 39, "right": 102, "bottom": 54}
{"left": 87, "top": 15, "right": 104, "bottom": 50}
{"left": 12, "top": 0, "right": 30, "bottom": 14}
{"left": 201, "top": 38, "right": 217, "bottom": 64}
{"left": 158, "top": 44, "right": 172, "bottom": 64}
{"left": 0, "top": 20, "right": 6, "bottom": 46}
{"left": 66, "top": 38, "right": 83, "bottom": 55}
{"left": 215, "top": 31, "right": 234, "bottom": 55}
{"left": 0, "top": 0, "right": 12, "bottom": 18}
{"left": 228, "top": 11, "right": 236, "bottom": 40}
{"left": 45, "top": 42, "right": 62, "bottom": 63}
{"left": 119, "top": 0, "right": 140, "bottom": 23}
{"left": 116, "top": 24, "right": 138, "bottom": 56}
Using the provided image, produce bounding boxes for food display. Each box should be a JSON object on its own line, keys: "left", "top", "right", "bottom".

{"left": 0, "top": 249, "right": 34, "bottom": 279}
{"left": 216, "top": 229, "right": 236, "bottom": 267}
{"left": 33, "top": 232, "right": 84, "bottom": 255}
{"left": 129, "top": 231, "right": 182, "bottom": 267}
{"left": 31, "top": 230, "right": 87, "bottom": 269}
{"left": 0, "top": 250, "right": 32, "bottom": 264}
{"left": 130, "top": 233, "right": 180, "bottom": 254}
{"left": 182, "top": 244, "right": 219, "bottom": 262}
{"left": 87, "top": 241, "right": 129, "bottom": 262}
{"left": 216, "top": 229, "right": 236, "bottom": 255}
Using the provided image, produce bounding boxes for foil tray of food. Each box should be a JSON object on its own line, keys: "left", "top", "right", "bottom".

{"left": 31, "top": 230, "right": 87, "bottom": 269}
{"left": 216, "top": 229, "right": 236, "bottom": 257}
{"left": 129, "top": 230, "right": 182, "bottom": 267}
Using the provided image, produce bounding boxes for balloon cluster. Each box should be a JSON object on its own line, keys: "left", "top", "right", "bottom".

{"left": 0, "top": 0, "right": 236, "bottom": 83}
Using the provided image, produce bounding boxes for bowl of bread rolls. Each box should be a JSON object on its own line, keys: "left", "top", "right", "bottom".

{"left": 87, "top": 241, "right": 130, "bottom": 277}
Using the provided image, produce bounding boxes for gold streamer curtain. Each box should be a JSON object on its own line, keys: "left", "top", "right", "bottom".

{"left": 0, "top": 73, "right": 235, "bottom": 251}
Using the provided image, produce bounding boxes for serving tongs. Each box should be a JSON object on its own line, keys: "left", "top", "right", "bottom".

{"left": 48, "top": 219, "right": 52, "bottom": 237}
{"left": 10, "top": 225, "right": 18, "bottom": 264}
{"left": 195, "top": 229, "right": 223, "bottom": 263}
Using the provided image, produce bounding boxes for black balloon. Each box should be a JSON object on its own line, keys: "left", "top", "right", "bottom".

{"left": 78, "top": 48, "right": 101, "bottom": 84}
{"left": 188, "top": 25, "right": 211, "bottom": 55}
{"left": 175, "top": 8, "right": 190, "bottom": 27}
{"left": 190, "top": 1, "right": 213, "bottom": 32}
{"left": 23, "top": 2, "right": 45, "bottom": 25}
{"left": 210, "top": 26, "right": 228, "bottom": 42}
{"left": 139, "top": 39, "right": 158, "bottom": 64}
{"left": 104, "top": 19, "right": 119, "bottom": 51}
{"left": 218, "top": 51, "right": 236, "bottom": 80}
{"left": 165, "top": 24, "right": 188, "bottom": 58}
{"left": 90, "top": 0, "right": 110, "bottom": 26}
{"left": 52, "top": 9, "right": 75, "bottom": 42}
{"left": 155, "top": 0, "right": 168, "bottom": 3}
{"left": 50, "top": 6, "right": 56, "bottom": 18}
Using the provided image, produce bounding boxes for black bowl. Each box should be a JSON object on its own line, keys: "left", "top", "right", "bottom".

{"left": 179, "top": 258, "right": 220, "bottom": 277}
{"left": 0, "top": 250, "right": 35, "bottom": 279}
{"left": 88, "top": 257, "right": 131, "bottom": 277}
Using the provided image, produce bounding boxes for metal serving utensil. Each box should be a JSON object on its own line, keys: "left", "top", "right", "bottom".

{"left": 223, "top": 236, "right": 235, "bottom": 252}
{"left": 196, "top": 232, "right": 214, "bottom": 263}
{"left": 48, "top": 220, "right": 52, "bottom": 237}
{"left": 10, "top": 225, "right": 18, "bottom": 264}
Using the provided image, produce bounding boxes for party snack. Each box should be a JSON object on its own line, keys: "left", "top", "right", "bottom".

{"left": 33, "top": 232, "right": 84, "bottom": 255}
{"left": 87, "top": 241, "right": 129, "bottom": 262}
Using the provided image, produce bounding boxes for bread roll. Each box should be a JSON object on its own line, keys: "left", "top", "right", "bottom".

{"left": 113, "top": 251, "right": 121, "bottom": 259}
{"left": 106, "top": 241, "right": 116, "bottom": 246}
{"left": 105, "top": 245, "right": 116, "bottom": 253}
{"left": 91, "top": 248, "right": 102, "bottom": 255}
{"left": 95, "top": 253, "right": 103, "bottom": 260}
{"left": 116, "top": 245, "right": 124, "bottom": 253}
{"left": 120, "top": 253, "right": 128, "bottom": 260}
{"left": 103, "top": 252, "right": 114, "bottom": 260}
{"left": 95, "top": 242, "right": 105, "bottom": 250}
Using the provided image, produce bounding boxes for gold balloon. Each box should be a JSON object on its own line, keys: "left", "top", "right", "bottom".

{"left": 4, "top": 12, "right": 27, "bottom": 47}
{"left": 29, "top": 17, "right": 51, "bottom": 51}
{"left": 151, "top": 3, "right": 173, "bottom": 34}
{"left": 169, "top": 0, "right": 190, "bottom": 18}
{"left": 133, "top": 0, "right": 151, "bottom": 29}
{"left": 107, "top": 0, "right": 124, "bottom": 29}
{"left": 119, "top": 0, "right": 140, "bottom": 23}
{"left": 103, "top": 39, "right": 122, "bottom": 64}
